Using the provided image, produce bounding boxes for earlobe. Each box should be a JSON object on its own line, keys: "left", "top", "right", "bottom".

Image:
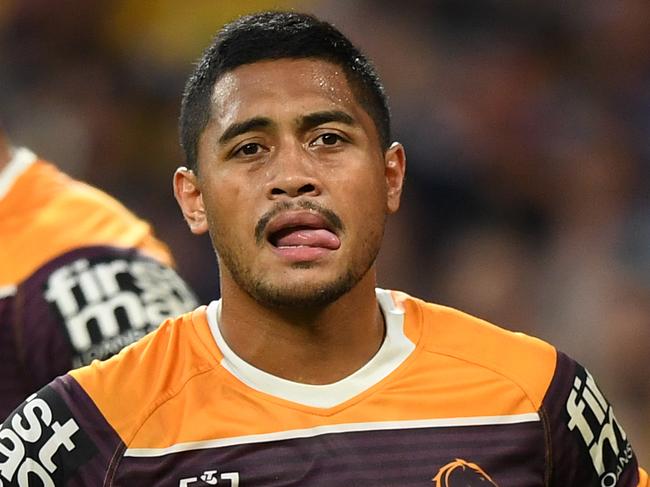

{"left": 384, "top": 142, "right": 406, "bottom": 214}
{"left": 173, "top": 167, "right": 209, "bottom": 235}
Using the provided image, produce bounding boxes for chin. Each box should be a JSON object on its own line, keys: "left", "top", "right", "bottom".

{"left": 248, "top": 271, "right": 358, "bottom": 309}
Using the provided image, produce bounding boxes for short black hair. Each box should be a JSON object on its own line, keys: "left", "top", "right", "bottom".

{"left": 179, "top": 11, "right": 391, "bottom": 171}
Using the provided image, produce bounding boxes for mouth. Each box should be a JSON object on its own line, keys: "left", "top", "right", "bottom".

{"left": 265, "top": 211, "right": 341, "bottom": 260}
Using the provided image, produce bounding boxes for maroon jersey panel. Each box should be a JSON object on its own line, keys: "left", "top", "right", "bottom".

{"left": 0, "top": 245, "right": 196, "bottom": 419}
{"left": 541, "top": 351, "right": 641, "bottom": 486}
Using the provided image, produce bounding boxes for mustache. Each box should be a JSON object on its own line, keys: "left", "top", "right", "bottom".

{"left": 255, "top": 200, "right": 344, "bottom": 245}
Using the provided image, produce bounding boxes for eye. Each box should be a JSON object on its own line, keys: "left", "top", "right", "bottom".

{"left": 230, "top": 141, "right": 268, "bottom": 159}
{"left": 312, "top": 133, "right": 345, "bottom": 147}
{"left": 238, "top": 143, "right": 262, "bottom": 155}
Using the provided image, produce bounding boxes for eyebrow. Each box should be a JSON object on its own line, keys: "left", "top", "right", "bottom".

{"left": 218, "top": 117, "right": 273, "bottom": 145}
{"left": 217, "top": 110, "right": 357, "bottom": 145}
{"left": 297, "top": 110, "right": 357, "bottom": 132}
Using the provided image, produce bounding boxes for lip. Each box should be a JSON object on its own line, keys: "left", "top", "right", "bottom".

{"left": 270, "top": 244, "right": 334, "bottom": 262}
{"left": 264, "top": 210, "right": 338, "bottom": 243}
{"left": 264, "top": 210, "right": 340, "bottom": 263}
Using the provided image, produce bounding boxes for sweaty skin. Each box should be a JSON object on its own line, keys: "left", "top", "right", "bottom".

{"left": 174, "top": 58, "right": 406, "bottom": 384}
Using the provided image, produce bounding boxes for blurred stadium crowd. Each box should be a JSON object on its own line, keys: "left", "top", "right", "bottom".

{"left": 1, "top": 0, "right": 648, "bottom": 463}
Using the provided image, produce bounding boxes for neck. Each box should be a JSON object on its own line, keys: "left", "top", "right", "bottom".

{"left": 218, "top": 270, "right": 384, "bottom": 385}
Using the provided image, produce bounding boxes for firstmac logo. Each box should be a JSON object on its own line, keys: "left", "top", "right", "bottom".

{"left": 566, "top": 367, "right": 633, "bottom": 486}
{"left": 0, "top": 387, "right": 96, "bottom": 486}
{"left": 44, "top": 256, "right": 196, "bottom": 366}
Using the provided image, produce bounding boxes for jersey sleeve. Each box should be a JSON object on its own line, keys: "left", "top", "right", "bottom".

{"left": 541, "top": 351, "right": 648, "bottom": 486}
{"left": 0, "top": 374, "right": 121, "bottom": 486}
{"left": 3, "top": 245, "right": 197, "bottom": 417}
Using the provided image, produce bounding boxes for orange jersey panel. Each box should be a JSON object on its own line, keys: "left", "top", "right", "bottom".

{"left": 0, "top": 149, "right": 197, "bottom": 418}
{"left": 0, "top": 157, "right": 171, "bottom": 287}
{"left": 71, "top": 293, "right": 557, "bottom": 449}
{"left": 5, "top": 290, "right": 645, "bottom": 485}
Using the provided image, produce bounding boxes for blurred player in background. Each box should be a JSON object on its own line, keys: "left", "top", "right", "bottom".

{"left": 0, "top": 127, "right": 197, "bottom": 418}
{"left": 0, "top": 12, "right": 647, "bottom": 486}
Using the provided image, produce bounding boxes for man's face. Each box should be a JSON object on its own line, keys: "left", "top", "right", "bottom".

{"left": 176, "top": 58, "right": 405, "bottom": 308}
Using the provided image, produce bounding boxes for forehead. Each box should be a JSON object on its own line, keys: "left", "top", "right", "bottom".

{"left": 208, "top": 58, "right": 361, "bottom": 128}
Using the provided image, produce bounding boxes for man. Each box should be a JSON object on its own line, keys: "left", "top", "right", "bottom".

{"left": 0, "top": 12, "right": 646, "bottom": 486}
{"left": 0, "top": 129, "right": 197, "bottom": 419}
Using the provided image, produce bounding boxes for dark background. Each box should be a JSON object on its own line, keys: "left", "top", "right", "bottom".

{"left": 1, "top": 0, "right": 648, "bottom": 463}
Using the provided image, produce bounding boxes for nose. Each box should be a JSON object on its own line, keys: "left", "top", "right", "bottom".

{"left": 265, "top": 144, "right": 321, "bottom": 199}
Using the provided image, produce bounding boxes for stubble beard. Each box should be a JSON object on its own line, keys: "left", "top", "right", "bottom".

{"left": 211, "top": 227, "right": 384, "bottom": 310}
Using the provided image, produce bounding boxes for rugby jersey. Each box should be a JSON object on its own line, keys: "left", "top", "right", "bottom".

{"left": 0, "top": 148, "right": 197, "bottom": 418}
{"left": 0, "top": 289, "right": 647, "bottom": 486}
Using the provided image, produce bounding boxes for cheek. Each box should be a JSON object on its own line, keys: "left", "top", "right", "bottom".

{"left": 351, "top": 166, "right": 388, "bottom": 206}
{"left": 203, "top": 185, "right": 241, "bottom": 232}
{"left": 339, "top": 177, "right": 388, "bottom": 228}
{"left": 202, "top": 173, "right": 245, "bottom": 213}
{"left": 206, "top": 183, "right": 264, "bottom": 245}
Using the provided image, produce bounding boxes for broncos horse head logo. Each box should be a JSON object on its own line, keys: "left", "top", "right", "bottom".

{"left": 432, "top": 459, "right": 499, "bottom": 486}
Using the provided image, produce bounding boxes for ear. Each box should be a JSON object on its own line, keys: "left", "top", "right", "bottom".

{"left": 384, "top": 142, "right": 406, "bottom": 214}
{"left": 173, "top": 167, "right": 209, "bottom": 235}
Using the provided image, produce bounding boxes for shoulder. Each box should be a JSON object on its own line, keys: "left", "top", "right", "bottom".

{"left": 1, "top": 158, "right": 172, "bottom": 286}
{"left": 393, "top": 290, "right": 557, "bottom": 410}
{"left": 69, "top": 306, "right": 215, "bottom": 444}
{"left": 0, "top": 375, "right": 120, "bottom": 485}
{"left": 391, "top": 291, "right": 648, "bottom": 483}
{"left": 8, "top": 156, "right": 140, "bottom": 229}
{"left": 38, "top": 160, "right": 173, "bottom": 265}
{"left": 0, "top": 309, "right": 209, "bottom": 485}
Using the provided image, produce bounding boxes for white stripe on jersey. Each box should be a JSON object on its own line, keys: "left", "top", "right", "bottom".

{"left": 0, "top": 147, "right": 37, "bottom": 200}
{"left": 0, "top": 285, "right": 17, "bottom": 298}
{"left": 206, "top": 289, "right": 416, "bottom": 409}
{"left": 124, "top": 412, "right": 540, "bottom": 458}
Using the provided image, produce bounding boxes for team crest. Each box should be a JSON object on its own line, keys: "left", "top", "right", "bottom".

{"left": 432, "top": 459, "right": 499, "bottom": 486}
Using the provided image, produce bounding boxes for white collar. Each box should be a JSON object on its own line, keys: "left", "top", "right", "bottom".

{"left": 0, "top": 147, "right": 37, "bottom": 201}
{"left": 206, "top": 288, "right": 415, "bottom": 409}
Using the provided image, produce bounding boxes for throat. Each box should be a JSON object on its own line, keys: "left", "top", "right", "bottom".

{"left": 214, "top": 296, "right": 386, "bottom": 385}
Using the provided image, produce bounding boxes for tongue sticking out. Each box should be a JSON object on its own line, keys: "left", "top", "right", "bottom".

{"left": 273, "top": 227, "right": 340, "bottom": 250}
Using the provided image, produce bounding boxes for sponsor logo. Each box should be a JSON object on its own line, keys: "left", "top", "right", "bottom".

{"left": 432, "top": 459, "right": 499, "bottom": 486}
{"left": 44, "top": 256, "right": 197, "bottom": 366}
{"left": 566, "top": 367, "right": 632, "bottom": 486}
{"left": 0, "top": 387, "right": 96, "bottom": 486}
{"left": 179, "top": 469, "right": 240, "bottom": 486}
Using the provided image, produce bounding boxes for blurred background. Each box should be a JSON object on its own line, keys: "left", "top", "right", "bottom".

{"left": 1, "top": 0, "right": 648, "bottom": 464}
